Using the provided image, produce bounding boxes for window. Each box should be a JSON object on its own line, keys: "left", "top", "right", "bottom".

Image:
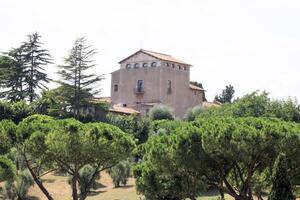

{"left": 114, "top": 84, "right": 118, "bottom": 92}
{"left": 134, "top": 63, "right": 140, "bottom": 68}
{"left": 172, "top": 64, "right": 175, "bottom": 68}
{"left": 167, "top": 80, "right": 172, "bottom": 93}
{"left": 183, "top": 66, "right": 187, "bottom": 71}
{"left": 151, "top": 62, "right": 157, "bottom": 67}
{"left": 178, "top": 65, "right": 181, "bottom": 70}
{"left": 126, "top": 64, "right": 131, "bottom": 69}
{"left": 143, "top": 63, "right": 148, "bottom": 68}
{"left": 137, "top": 80, "right": 144, "bottom": 92}
{"left": 166, "top": 62, "right": 169, "bottom": 67}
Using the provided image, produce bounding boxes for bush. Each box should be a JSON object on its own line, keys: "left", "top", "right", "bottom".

{"left": 108, "top": 161, "right": 131, "bottom": 187}
{"left": 0, "top": 156, "right": 15, "bottom": 182}
{"left": 184, "top": 106, "right": 206, "bottom": 121}
{"left": 68, "top": 164, "right": 101, "bottom": 197}
{"left": 149, "top": 105, "right": 174, "bottom": 120}
{"left": 2, "top": 170, "right": 34, "bottom": 200}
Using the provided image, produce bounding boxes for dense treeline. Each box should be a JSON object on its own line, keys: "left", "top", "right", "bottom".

{"left": 133, "top": 92, "right": 300, "bottom": 200}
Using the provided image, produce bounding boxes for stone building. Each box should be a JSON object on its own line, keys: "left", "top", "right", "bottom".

{"left": 110, "top": 49, "right": 205, "bottom": 118}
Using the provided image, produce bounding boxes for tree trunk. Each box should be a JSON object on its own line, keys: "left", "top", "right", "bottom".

{"left": 218, "top": 181, "right": 225, "bottom": 200}
{"left": 72, "top": 172, "right": 79, "bottom": 200}
{"left": 24, "top": 154, "right": 53, "bottom": 200}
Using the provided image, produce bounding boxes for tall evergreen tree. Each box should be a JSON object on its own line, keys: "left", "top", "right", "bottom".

{"left": 0, "top": 47, "right": 27, "bottom": 102}
{"left": 22, "top": 32, "right": 53, "bottom": 102}
{"left": 57, "top": 37, "right": 104, "bottom": 118}
{"left": 269, "top": 154, "right": 295, "bottom": 200}
{"left": 214, "top": 84, "right": 235, "bottom": 103}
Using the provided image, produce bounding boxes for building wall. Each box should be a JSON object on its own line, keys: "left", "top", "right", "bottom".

{"left": 111, "top": 52, "right": 204, "bottom": 118}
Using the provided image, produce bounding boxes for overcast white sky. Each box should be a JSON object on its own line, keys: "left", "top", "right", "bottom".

{"left": 1, "top": 0, "right": 299, "bottom": 101}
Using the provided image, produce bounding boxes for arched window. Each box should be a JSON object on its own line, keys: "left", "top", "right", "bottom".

{"left": 134, "top": 63, "right": 140, "bottom": 68}
{"left": 143, "top": 63, "right": 148, "bottom": 68}
{"left": 151, "top": 62, "right": 157, "bottom": 67}
{"left": 126, "top": 64, "right": 131, "bottom": 69}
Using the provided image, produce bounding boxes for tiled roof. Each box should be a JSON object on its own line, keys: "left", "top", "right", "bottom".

{"left": 202, "top": 101, "right": 222, "bottom": 108}
{"left": 189, "top": 84, "right": 205, "bottom": 91}
{"left": 93, "top": 97, "right": 112, "bottom": 103}
{"left": 119, "top": 49, "right": 191, "bottom": 66}
{"left": 109, "top": 105, "right": 140, "bottom": 115}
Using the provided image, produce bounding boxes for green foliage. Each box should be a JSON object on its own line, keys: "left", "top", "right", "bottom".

{"left": 184, "top": 106, "right": 206, "bottom": 121}
{"left": 108, "top": 161, "right": 131, "bottom": 187}
{"left": 0, "top": 120, "right": 16, "bottom": 155}
{"left": 134, "top": 124, "right": 206, "bottom": 200}
{"left": 269, "top": 154, "right": 295, "bottom": 200}
{"left": 149, "top": 105, "right": 174, "bottom": 120}
{"left": 20, "top": 115, "right": 135, "bottom": 200}
{"left": 214, "top": 84, "right": 235, "bottom": 103}
{"left": 0, "top": 33, "right": 52, "bottom": 103}
{"left": 200, "top": 91, "right": 300, "bottom": 123}
{"left": 0, "top": 156, "right": 15, "bottom": 182}
{"left": 136, "top": 116, "right": 300, "bottom": 200}
{"left": 106, "top": 113, "right": 150, "bottom": 144}
{"left": 151, "top": 119, "right": 189, "bottom": 135}
{"left": 22, "top": 32, "right": 53, "bottom": 102}
{"left": 68, "top": 164, "right": 101, "bottom": 198}
{"left": 2, "top": 170, "right": 34, "bottom": 200}
{"left": 33, "top": 87, "right": 71, "bottom": 118}
{"left": 0, "top": 48, "right": 27, "bottom": 102}
{"left": 57, "top": 37, "right": 104, "bottom": 118}
{"left": 0, "top": 100, "right": 32, "bottom": 123}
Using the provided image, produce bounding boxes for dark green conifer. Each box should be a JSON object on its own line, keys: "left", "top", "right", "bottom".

{"left": 269, "top": 154, "right": 295, "bottom": 200}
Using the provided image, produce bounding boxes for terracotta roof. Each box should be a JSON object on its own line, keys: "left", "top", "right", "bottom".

{"left": 119, "top": 49, "right": 192, "bottom": 66}
{"left": 109, "top": 105, "right": 140, "bottom": 115}
{"left": 189, "top": 84, "right": 205, "bottom": 91}
{"left": 93, "top": 97, "right": 112, "bottom": 103}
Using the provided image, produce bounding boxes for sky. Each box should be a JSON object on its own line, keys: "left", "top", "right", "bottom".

{"left": 0, "top": 0, "right": 299, "bottom": 102}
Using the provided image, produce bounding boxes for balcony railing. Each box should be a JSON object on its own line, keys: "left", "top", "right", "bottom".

{"left": 134, "top": 87, "right": 145, "bottom": 94}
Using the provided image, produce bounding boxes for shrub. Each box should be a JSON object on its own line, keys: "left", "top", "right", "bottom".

{"left": 78, "top": 165, "right": 100, "bottom": 196}
{"left": 2, "top": 170, "right": 34, "bottom": 200}
{"left": 108, "top": 161, "right": 131, "bottom": 187}
{"left": 184, "top": 106, "right": 206, "bottom": 121}
{"left": 149, "top": 105, "right": 174, "bottom": 120}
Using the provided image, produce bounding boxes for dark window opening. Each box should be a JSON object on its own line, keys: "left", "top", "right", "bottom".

{"left": 134, "top": 63, "right": 140, "bottom": 68}
{"left": 151, "top": 62, "right": 157, "bottom": 67}
{"left": 126, "top": 64, "right": 131, "bottom": 69}
{"left": 137, "top": 80, "right": 144, "bottom": 92}
{"left": 114, "top": 84, "right": 118, "bottom": 92}
{"left": 168, "top": 80, "right": 172, "bottom": 93}
{"left": 143, "top": 63, "right": 148, "bottom": 68}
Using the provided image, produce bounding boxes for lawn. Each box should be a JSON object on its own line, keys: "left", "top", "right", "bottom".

{"left": 25, "top": 172, "right": 233, "bottom": 200}
{"left": 4, "top": 172, "right": 297, "bottom": 200}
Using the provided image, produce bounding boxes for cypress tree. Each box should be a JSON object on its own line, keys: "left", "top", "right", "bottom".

{"left": 269, "top": 154, "right": 295, "bottom": 200}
